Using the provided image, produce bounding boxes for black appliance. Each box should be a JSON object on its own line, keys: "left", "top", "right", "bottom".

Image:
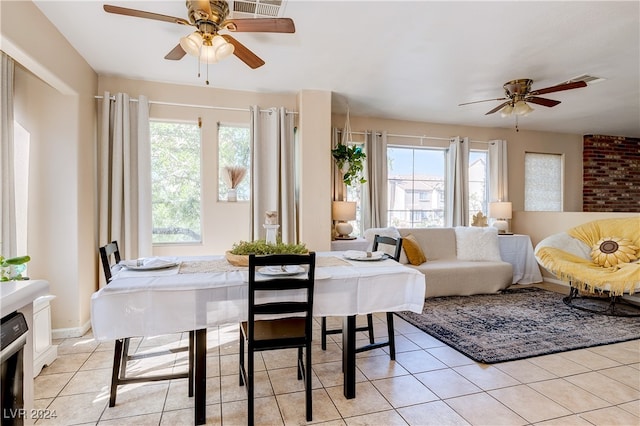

{"left": 1, "top": 311, "right": 29, "bottom": 426}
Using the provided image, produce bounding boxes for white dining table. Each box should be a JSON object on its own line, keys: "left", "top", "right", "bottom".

{"left": 91, "top": 252, "right": 425, "bottom": 425}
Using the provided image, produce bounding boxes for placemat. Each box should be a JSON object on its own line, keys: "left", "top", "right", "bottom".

{"left": 178, "top": 255, "right": 350, "bottom": 274}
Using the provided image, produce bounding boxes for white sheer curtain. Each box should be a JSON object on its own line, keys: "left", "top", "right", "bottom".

{"left": 362, "top": 130, "right": 387, "bottom": 230}
{"left": 488, "top": 139, "right": 509, "bottom": 202}
{"left": 98, "top": 92, "right": 152, "bottom": 281}
{"left": 1, "top": 52, "right": 16, "bottom": 258}
{"left": 446, "top": 136, "right": 469, "bottom": 227}
{"left": 249, "top": 106, "right": 297, "bottom": 243}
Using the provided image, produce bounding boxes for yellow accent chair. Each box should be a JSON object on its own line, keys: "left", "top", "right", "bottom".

{"left": 535, "top": 217, "right": 640, "bottom": 316}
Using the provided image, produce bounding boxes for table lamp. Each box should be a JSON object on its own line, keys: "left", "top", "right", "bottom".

{"left": 332, "top": 201, "right": 357, "bottom": 239}
{"left": 489, "top": 201, "right": 512, "bottom": 234}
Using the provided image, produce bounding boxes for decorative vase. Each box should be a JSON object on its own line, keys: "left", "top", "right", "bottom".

{"left": 227, "top": 188, "right": 237, "bottom": 202}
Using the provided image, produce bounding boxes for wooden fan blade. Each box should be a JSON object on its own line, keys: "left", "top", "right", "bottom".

{"left": 485, "top": 101, "right": 511, "bottom": 115}
{"left": 529, "top": 80, "right": 587, "bottom": 96}
{"left": 165, "top": 44, "right": 187, "bottom": 60}
{"left": 104, "top": 4, "right": 191, "bottom": 26}
{"left": 459, "top": 97, "right": 506, "bottom": 106}
{"left": 222, "top": 34, "right": 265, "bottom": 69}
{"left": 526, "top": 96, "right": 561, "bottom": 107}
{"left": 223, "top": 18, "right": 295, "bottom": 33}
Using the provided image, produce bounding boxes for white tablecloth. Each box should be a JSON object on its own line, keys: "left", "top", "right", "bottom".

{"left": 498, "top": 234, "right": 543, "bottom": 284}
{"left": 91, "top": 252, "right": 425, "bottom": 341}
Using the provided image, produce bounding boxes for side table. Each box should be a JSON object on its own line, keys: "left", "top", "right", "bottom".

{"left": 330, "top": 237, "right": 369, "bottom": 252}
{"left": 498, "top": 234, "right": 543, "bottom": 284}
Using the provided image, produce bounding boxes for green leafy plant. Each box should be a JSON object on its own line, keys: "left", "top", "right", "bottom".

{"left": 332, "top": 143, "right": 366, "bottom": 186}
{"left": 230, "top": 240, "right": 307, "bottom": 255}
{"left": 0, "top": 255, "right": 31, "bottom": 281}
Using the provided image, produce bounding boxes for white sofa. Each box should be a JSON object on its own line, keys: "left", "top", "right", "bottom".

{"left": 366, "top": 227, "right": 513, "bottom": 298}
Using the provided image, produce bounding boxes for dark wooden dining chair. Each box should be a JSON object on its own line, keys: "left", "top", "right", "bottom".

{"left": 321, "top": 235, "right": 403, "bottom": 359}
{"left": 240, "top": 252, "right": 316, "bottom": 424}
{"left": 99, "top": 241, "right": 195, "bottom": 407}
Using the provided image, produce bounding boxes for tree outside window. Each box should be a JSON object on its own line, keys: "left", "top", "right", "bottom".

{"left": 150, "top": 121, "right": 202, "bottom": 244}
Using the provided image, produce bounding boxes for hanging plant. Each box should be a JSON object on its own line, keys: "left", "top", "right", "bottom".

{"left": 332, "top": 143, "right": 366, "bottom": 186}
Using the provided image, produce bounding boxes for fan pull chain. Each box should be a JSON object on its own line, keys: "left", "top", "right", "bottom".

{"left": 515, "top": 115, "right": 519, "bottom": 132}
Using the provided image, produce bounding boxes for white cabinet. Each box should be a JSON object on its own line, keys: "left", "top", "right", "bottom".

{"left": 33, "top": 295, "right": 57, "bottom": 377}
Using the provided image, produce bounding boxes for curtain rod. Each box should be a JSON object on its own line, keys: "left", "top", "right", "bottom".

{"left": 93, "top": 95, "right": 298, "bottom": 115}
{"left": 344, "top": 130, "right": 488, "bottom": 144}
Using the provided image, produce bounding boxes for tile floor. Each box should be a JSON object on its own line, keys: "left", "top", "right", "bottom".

{"left": 35, "top": 291, "right": 639, "bottom": 425}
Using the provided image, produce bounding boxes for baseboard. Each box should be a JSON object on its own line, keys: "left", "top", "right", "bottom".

{"left": 52, "top": 320, "right": 92, "bottom": 339}
{"left": 541, "top": 277, "right": 570, "bottom": 287}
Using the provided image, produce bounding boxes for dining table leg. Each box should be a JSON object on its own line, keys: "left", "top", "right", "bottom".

{"left": 342, "top": 315, "right": 356, "bottom": 399}
{"left": 194, "top": 328, "right": 207, "bottom": 425}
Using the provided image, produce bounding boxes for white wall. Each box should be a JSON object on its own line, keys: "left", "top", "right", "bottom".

{"left": 3, "top": 0, "right": 98, "bottom": 333}
{"left": 335, "top": 114, "right": 584, "bottom": 213}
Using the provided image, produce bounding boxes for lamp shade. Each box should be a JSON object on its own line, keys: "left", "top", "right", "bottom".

{"left": 489, "top": 202, "right": 512, "bottom": 219}
{"left": 332, "top": 201, "right": 356, "bottom": 221}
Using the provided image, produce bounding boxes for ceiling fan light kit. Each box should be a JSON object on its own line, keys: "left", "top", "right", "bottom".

{"left": 104, "top": 0, "right": 296, "bottom": 84}
{"left": 459, "top": 78, "right": 587, "bottom": 129}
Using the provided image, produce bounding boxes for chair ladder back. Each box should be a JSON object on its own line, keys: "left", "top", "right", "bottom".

{"left": 99, "top": 241, "right": 121, "bottom": 282}
{"left": 373, "top": 235, "right": 403, "bottom": 261}
{"left": 247, "top": 253, "right": 316, "bottom": 340}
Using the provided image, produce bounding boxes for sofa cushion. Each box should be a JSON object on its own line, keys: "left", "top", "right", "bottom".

{"left": 454, "top": 226, "right": 502, "bottom": 261}
{"left": 398, "top": 228, "right": 457, "bottom": 260}
{"left": 408, "top": 259, "right": 513, "bottom": 298}
{"left": 402, "top": 234, "right": 427, "bottom": 265}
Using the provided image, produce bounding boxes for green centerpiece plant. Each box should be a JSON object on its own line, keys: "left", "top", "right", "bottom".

{"left": 0, "top": 255, "right": 31, "bottom": 281}
{"left": 226, "top": 240, "right": 307, "bottom": 266}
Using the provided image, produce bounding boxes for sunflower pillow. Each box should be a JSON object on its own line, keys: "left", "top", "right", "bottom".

{"left": 590, "top": 237, "right": 639, "bottom": 268}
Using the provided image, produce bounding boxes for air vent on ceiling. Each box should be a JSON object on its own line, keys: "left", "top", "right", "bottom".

{"left": 565, "top": 74, "right": 606, "bottom": 85}
{"left": 230, "top": 0, "right": 286, "bottom": 18}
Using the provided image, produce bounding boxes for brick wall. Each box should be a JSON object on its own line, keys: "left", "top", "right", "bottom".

{"left": 582, "top": 135, "right": 640, "bottom": 212}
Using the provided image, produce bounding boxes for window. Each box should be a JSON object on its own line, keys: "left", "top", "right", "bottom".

{"left": 13, "top": 121, "right": 30, "bottom": 255}
{"left": 469, "top": 150, "right": 488, "bottom": 222}
{"left": 218, "top": 124, "right": 251, "bottom": 201}
{"left": 387, "top": 146, "right": 446, "bottom": 228}
{"left": 150, "top": 121, "right": 202, "bottom": 244}
{"left": 525, "top": 152, "right": 563, "bottom": 211}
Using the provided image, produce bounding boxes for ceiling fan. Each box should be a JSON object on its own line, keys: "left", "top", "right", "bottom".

{"left": 459, "top": 78, "right": 587, "bottom": 117}
{"left": 103, "top": 0, "right": 295, "bottom": 80}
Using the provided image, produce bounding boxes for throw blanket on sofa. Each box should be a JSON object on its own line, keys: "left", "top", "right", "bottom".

{"left": 536, "top": 217, "right": 640, "bottom": 296}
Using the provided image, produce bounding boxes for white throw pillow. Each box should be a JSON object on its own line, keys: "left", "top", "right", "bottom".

{"left": 454, "top": 226, "right": 502, "bottom": 261}
{"left": 363, "top": 227, "right": 408, "bottom": 263}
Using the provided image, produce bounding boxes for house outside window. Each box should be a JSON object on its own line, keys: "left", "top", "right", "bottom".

{"left": 469, "top": 150, "right": 488, "bottom": 223}
{"left": 387, "top": 146, "right": 446, "bottom": 228}
{"left": 524, "top": 152, "right": 563, "bottom": 211}
{"left": 150, "top": 121, "right": 202, "bottom": 244}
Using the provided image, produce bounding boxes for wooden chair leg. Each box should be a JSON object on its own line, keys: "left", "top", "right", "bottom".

{"left": 386, "top": 312, "right": 396, "bottom": 360}
{"left": 305, "top": 344, "right": 312, "bottom": 421}
{"left": 239, "top": 330, "right": 245, "bottom": 386}
{"left": 188, "top": 331, "right": 194, "bottom": 397}
{"left": 109, "top": 339, "right": 124, "bottom": 407}
{"left": 366, "top": 314, "right": 375, "bottom": 344}
{"left": 321, "top": 317, "right": 328, "bottom": 350}
{"left": 247, "top": 344, "right": 254, "bottom": 426}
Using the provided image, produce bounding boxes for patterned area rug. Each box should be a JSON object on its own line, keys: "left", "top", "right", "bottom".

{"left": 396, "top": 287, "right": 640, "bottom": 364}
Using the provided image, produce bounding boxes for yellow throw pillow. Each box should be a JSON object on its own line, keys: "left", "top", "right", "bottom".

{"left": 590, "top": 236, "right": 639, "bottom": 268}
{"left": 403, "top": 234, "right": 427, "bottom": 265}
